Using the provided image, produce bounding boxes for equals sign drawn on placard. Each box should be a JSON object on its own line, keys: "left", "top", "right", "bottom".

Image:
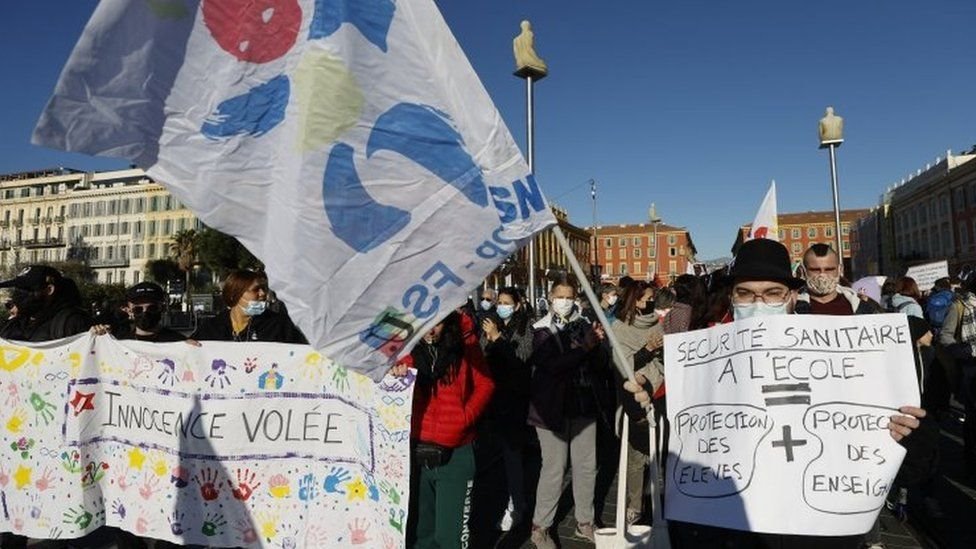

{"left": 762, "top": 383, "right": 812, "bottom": 406}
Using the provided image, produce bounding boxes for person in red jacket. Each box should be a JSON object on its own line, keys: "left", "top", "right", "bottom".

{"left": 395, "top": 310, "right": 494, "bottom": 548}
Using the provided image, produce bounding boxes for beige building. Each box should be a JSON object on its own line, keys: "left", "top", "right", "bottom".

{"left": 0, "top": 167, "right": 201, "bottom": 285}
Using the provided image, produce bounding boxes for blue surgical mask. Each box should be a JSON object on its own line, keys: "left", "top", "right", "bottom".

{"left": 480, "top": 299, "right": 493, "bottom": 311}
{"left": 242, "top": 300, "right": 268, "bottom": 316}
{"left": 497, "top": 304, "right": 514, "bottom": 320}
{"left": 734, "top": 301, "right": 788, "bottom": 320}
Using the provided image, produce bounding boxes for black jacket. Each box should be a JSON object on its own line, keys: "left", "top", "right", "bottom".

{"left": 114, "top": 324, "right": 188, "bottom": 343}
{"left": 15, "top": 303, "right": 91, "bottom": 342}
{"left": 191, "top": 309, "right": 307, "bottom": 344}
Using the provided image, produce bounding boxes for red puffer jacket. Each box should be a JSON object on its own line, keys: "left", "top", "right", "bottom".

{"left": 405, "top": 312, "right": 495, "bottom": 448}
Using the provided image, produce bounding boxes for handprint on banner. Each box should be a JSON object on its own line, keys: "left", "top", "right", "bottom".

{"left": 48, "top": 526, "right": 63, "bottom": 540}
{"left": 6, "top": 407, "right": 27, "bottom": 434}
{"left": 169, "top": 510, "right": 185, "bottom": 536}
{"left": 139, "top": 473, "right": 160, "bottom": 500}
{"left": 348, "top": 518, "right": 371, "bottom": 545}
{"left": 195, "top": 467, "right": 222, "bottom": 501}
{"left": 302, "top": 352, "right": 325, "bottom": 381}
{"left": 229, "top": 467, "right": 261, "bottom": 501}
{"left": 128, "top": 356, "right": 154, "bottom": 380}
{"left": 236, "top": 518, "right": 259, "bottom": 544}
{"left": 298, "top": 472, "right": 318, "bottom": 502}
{"left": 304, "top": 524, "right": 328, "bottom": 547}
{"left": 205, "top": 359, "right": 236, "bottom": 389}
{"left": 35, "top": 467, "right": 55, "bottom": 491}
{"left": 268, "top": 473, "right": 291, "bottom": 498}
{"left": 4, "top": 381, "right": 20, "bottom": 407}
{"left": 156, "top": 358, "right": 179, "bottom": 386}
{"left": 135, "top": 514, "right": 149, "bottom": 535}
{"left": 257, "top": 511, "right": 280, "bottom": 539}
{"left": 201, "top": 512, "right": 227, "bottom": 537}
{"left": 378, "top": 480, "right": 400, "bottom": 505}
{"left": 0, "top": 463, "right": 8, "bottom": 487}
{"left": 29, "top": 392, "right": 56, "bottom": 425}
{"left": 150, "top": 453, "right": 168, "bottom": 478}
{"left": 364, "top": 473, "right": 380, "bottom": 502}
{"left": 111, "top": 499, "right": 126, "bottom": 520}
{"left": 29, "top": 494, "right": 42, "bottom": 520}
{"left": 62, "top": 504, "right": 94, "bottom": 530}
{"left": 331, "top": 364, "right": 350, "bottom": 393}
{"left": 114, "top": 469, "right": 132, "bottom": 491}
{"left": 323, "top": 466, "right": 351, "bottom": 494}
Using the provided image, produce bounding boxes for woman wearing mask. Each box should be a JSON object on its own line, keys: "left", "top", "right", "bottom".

{"left": 610, "top": 281, "right": 663, "bottom": 525}
{"left": 192, "top": 270, "right": 306, "bottom": 343}
{"left": 394, "top": 311, "right": 494, "bottom": 548}
{"left": 479, "top": 287, "right": 533, "bottom": 531}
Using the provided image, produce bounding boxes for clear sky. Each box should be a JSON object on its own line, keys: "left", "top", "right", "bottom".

{"left": 2, "top": 1, "right": 975, "bottom": 259}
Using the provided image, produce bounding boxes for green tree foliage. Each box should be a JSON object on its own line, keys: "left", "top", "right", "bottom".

{"left": 195, "top": 227, "right": 262, "bottom": 278}
{"left": 169, "top": 229, "right": 199, "bottom": 305}
{"left": 145, "top": 259, "right": 183, "bottom": 284}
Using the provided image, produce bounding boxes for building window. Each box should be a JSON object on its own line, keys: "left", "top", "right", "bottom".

{"left": 825, "top": 226, "right": 834, "bottom": 238}
{"left": 618, "top": 238, "right": 626, "bottom": 247}
{"left": 150, "top": 196, "right": 159, "bottom": 212}
{"left": 648, "top": 247, "right": 655, "bottom": 257}
{"left": 106, "top": 272, "right": 113, "bottom": 284}
{"left": 778, "top": 229, "right": 785, "bottom": 240}
{"left": 843, "top": 241, "right": 850, "bottom": 252}
{"left": 807, "top": 227, "right": 817, "bottom": 238}
{"left": 620, "top": 263, "right": 628, "bottom": 275}
{"left": 955, "top": 188, "right": 966, "bottom": 211}
{"left": 605, "top": 249, "right": 612, "bottom": 260}
{"left": 668, "top": 235, "right": 677, "bottom": 245}
{"left": 133, "top": 271, "right": 141, "bottom": 284}
{"left": 148, "top": 221, "right": 157, "bottom": 236}
{"left": 135, "top": 198, "right": 145, "bottom": 213}
{"left": 633, "top": 248, "right": 641, "bottom": 259}
{"left": 669, "top": 247, "right": 676, "bottom": 257}
{"left": 148, "top": 243, "right": 156, "bottom": 258}
{"left": 163, "top": 219, "right": 172, "bottom": 235}
{"left": 606, "top": 263, "right": 614, "bottom": 275}
{"left": 94, "top": 224, "right": 102, "bottom": 237}
{"left": 122, "top": 199, "right": 131, "bottom": 214}
{"left": 605, "top": 238, "right": 612, "bottom": 248}
{"left": 791, "top": 228, "right": 801, "bottom": 239}
{"left": 120, "top": 271, "right": 127, "bottom": 285}
{"left": 648, "top": 261, "right": 656, "bottom": 274}
{"left": 632, "top": 237, "right": 641, "bottom": 247}
{"left": 620, "top": 248, "right": 627, "bottom": 260}
{"left": 134, "top": 245, "right": 143, "bottom": 259}
{"left": 792, "top": 242, "right": 802, "bottom": 253}
{"left": 669, "top": 260, "right": 677, "bottom": 274}
{"left": 633, "top": 262, "right": 641, "bottom": 274}
{"left": 120, "top": 222, "right": 129, "bottom": 234}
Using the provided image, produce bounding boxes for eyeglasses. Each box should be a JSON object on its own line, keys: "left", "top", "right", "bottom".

{"left": 732, "top": 286, "right": 790, "bottom": 305}
{"left": 130, "top": 303, "right": 161, "bottom": 313}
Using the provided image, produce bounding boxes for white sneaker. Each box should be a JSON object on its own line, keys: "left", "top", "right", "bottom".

{"left": 497, "top": 499, "right": 517, "bottom": 531}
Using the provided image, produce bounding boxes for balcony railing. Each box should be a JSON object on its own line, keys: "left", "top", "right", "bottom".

{"left": 21, "top": 238, "right": 66, "bottom": 249}
{"left": 89, "top": 257, "right": 130, "bottom": 268}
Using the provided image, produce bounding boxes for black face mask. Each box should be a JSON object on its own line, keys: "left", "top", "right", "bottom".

{"left": 638, "top": 303, "right": 656, "bottom": 316}
{"left": 17, "top": 289, "right": 47, "bottom": 317}
{"left": 132, "top": 305, "right": 163, "bottom": 331}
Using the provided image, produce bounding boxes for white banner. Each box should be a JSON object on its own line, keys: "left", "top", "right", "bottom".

{"left": 33, "top": 0, "right": 556, "bottom": 380}
{"left": 0, "top": 335, "right": 414, "bottom": 547}
{"left": 663, "top": 314, "right": 919, "bottom": 536}
{"left": 904, "top": 260, "right": 949, "bottom": 292}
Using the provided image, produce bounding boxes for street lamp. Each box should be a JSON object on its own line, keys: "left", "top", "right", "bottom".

{"left": 818, "top": 106, "right": 845, "bottom": 267}
{"left": 648, "top": 203, "right": 661, "bottom": 284}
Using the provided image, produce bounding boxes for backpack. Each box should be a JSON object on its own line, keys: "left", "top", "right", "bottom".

{"left": 925, "top": 291, "right": 953, "bottom": 329}
{"left": 884, "top": 297, "right": 913, "bottom": 314}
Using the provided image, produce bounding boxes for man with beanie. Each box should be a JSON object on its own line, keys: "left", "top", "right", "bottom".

{"left": 112, "top": 282, "right": 186, "bottom": 342}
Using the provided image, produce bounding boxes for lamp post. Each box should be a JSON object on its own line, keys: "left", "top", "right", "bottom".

{"left": 649, "top": 203, "right": 661, "bottom": 284}
{"left": 818, "top": 106, "right": 845, "bottom": 266}
{"left": 513, "top": 20, "right": 547, "bottom": 305}
{"left": 591, "top": 179, "right": 599, "bottom": 285}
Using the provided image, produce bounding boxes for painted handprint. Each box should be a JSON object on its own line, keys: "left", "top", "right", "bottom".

{"left": 348, "top": 518, "right": 371, "bottom": 545}
{"left": 111, "top": 499, "right": 126, "bottom": 519}
{"left": 332, "top": 364, "right": 350, "bottom": 393}
{"left": 195, "top": 467, "right": 221, "bottom": 501}
{"left": 170, "top": 465, "right": 189, "bottom": 488}
{"left": 365, "top": 474, "right": 380, "bottom": 502}
{"left": 268, "top": 473, "right": 291, "bottom": 498}
{"left": 323, "top": 466, "right": 351, "bottom": 494}
{"left": 63, "top": 504, "right": 94, "bottom": 530}
{"left": 201, "top": 512, "right": 227, "bottom": 537}
{"left": 302, "top": 352, "right": 325, "bottom": 380}
{"left": 0, "top": 463, "right": 8, "bottom": 487}
{"left": 156, "top": 358, "right": 178, "bottom": 386}
{"left": 235, "top": 518, "right": 258, "bottom": 544}
{"left": 128, "top": 356, "right": 154, "bottom": 380}
{"left": 6, "top": 407, "right": 27, "bottom": 434}
{"left": 205, "top": 358, "right": 236, "bottom": 389}
{"left": 388, "top": 508, "right": 405, "bottom": 534}
{"left": 378, "top": 480, "right": 401, "bottom": 505}
{"left": 4, "top": 381, "right": 20, "bottom": 407}
{"left": 150, "top": 454, "right": 168, "bottom": 478}
{"left": 229, "top": 467, "right": 261, "bottom": 501}
{"left": 35, "top": 467, "right": 55, "bottom": 491}
{"left": 29, "top": 392, "right": 56, "bottom": 425}
{"left": 139, "top": 473, "right": 160, "bottom": 500}
{"left": 169, "top": 510, "right": 185, "bottom": 536}
{"left": 136, "top": 514, "right": 149, "bottom": 535}
{"left": 114, "top": 469, "right": 132, "bottom": 491}
{"left": 382, "top": 533, "right": 398, "bottom": 549}
{"left": 298, "top": 472, "right": 317, "bottom": 502}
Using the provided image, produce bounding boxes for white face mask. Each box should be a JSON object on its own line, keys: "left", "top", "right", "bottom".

{"left": 551, "top": 297, "right": 575, "bottom": 318}
{"left": 806, "top": 273, "right": 839, "bottom": 296}
{"left": 480, "top": 299, "right": 493, "bottom": 311}
{"left": 496, "top": 304, "right": 514, "bottom": 320}
{"left": 606, "top": 295, "right": 618, "bottom": 306}
{"left": 734, "top": 301, "right": 789, "bottom": 320}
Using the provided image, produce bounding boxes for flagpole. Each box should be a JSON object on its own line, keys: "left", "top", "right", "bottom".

{"left": 818, "top": 107, "right": 845, "bottom": 268}
{"left": 526, "top": 74, "right": 538, "bottom": 306}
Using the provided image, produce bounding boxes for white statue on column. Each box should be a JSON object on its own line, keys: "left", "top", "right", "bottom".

{"left": 513, "top": 20, "right": 548, "bottom": 77}
{"left": 819, "top": 106, "right": 844, "bottom": 145}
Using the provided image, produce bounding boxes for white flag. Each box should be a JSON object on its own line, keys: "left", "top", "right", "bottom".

{"left": 746, "top": 180, "right": 778, "bottom": 241}
{"left": 34, "top": 0, "right": 555, "bottom": 379}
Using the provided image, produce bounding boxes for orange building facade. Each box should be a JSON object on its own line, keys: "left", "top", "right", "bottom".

{"left": 732, "top": 209, "right": 870, "bottom": 272}
{"left": 588, "top": 223, "right": 697, "bottom": 285}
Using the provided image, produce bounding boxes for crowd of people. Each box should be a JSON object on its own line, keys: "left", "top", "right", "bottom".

{"left": 2, "top": 235, "right": 972, "bottom": 548}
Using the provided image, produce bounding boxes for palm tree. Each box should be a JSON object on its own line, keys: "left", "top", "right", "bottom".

{"left": 169, "top": 229, "right": 199, "bottom": 310}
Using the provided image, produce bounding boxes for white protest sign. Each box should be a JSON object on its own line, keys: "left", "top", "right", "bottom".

{"left": 904, "top": 260, "right": 949, "bottom": 292}
{"left": 664, "top": 314, "right": 919, "bottom": 536}
{"left": 0, "top": 335, "right": 414, "bottom": 547}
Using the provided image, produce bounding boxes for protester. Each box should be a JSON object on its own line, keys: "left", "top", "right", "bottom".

{"left": 937, "top": 276, "right": 976, "bottom": 483}
{"left": 109, "top": 282, "right": 187, "bottom": 342}
{"left": 609, "top": 280, "right": 663, "bottom": 526}
{"left": 0, "top": 265, "right": 90, "bottom": 342}
{"left": 394, "top": 311, "right": 494, "bottom": 548}
{"left": 623, "top": 239, "right": 926, "bottom": 548}
{"left": 528, "top": 278, "right": 605, "bottom": 547}
{"left": 0, "top": 289, "right": 27, "bottom": 339}
{"left": 0, "top": 266, "right": 90, "bottom": 549}
{"left": 795, "top": 243, "right": 882, "bottom": 315}
{"left": 192, "top": 270, "right": 306, "bottom": 343}
{"left": 666, "top": 274, "right": 709, "bottom": 333}
{"left": 926, "top": 277, "right": 957, "bottom": 419}
{"left": 478, "top": 287, "right": 533, "bottom": 531}
{"left": 598, "top": 283, "right": 619, "bottom": 319}
{"left": 883, "top": 276, "right": 925, "bottom": 318}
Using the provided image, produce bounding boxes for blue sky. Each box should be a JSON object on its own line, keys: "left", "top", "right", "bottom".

{"left": 2, "top": 1, "right": 975, "bottom": 259}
